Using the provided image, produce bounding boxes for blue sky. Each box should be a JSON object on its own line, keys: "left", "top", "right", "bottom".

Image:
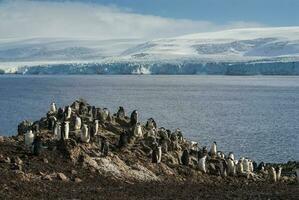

{"left": 0, "top": 0, "right": 298, "bottom": 39}
{"left": 33, "top": 0, "right": 299, "bottom": 26}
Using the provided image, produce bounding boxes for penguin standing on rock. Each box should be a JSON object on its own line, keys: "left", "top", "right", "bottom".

{"left": 25, "top": 130, "right": 34, "bottom": 147}
{"left": 116, "top": 106, "right": 125, "bottom": 119}
{"left": 32, "top": 136, "right": 42, "bottom": 156}
{"left": 181, "top": 149, "right": 189, "bottom": 166}
{"left": 151, "top": 146, "right": 162, "bottom": 163}
{"left": 81, "top": 124, "right": 90, "bottom": 143}
{"left": 74, "top": 116, "right": 82, "bottom": 130}
{"left": 118, "top": 130, "right": 129, "bottom": 148}
{"left": 210, "top": 141, "right": 217, "bottom": 157}
{"left": 198, "top": 155, "right": 207, "bottom": 173}
{"left": 54, "top": 122, "right": 61, "bottom": 140}
{"left": 130, "top": 110, "right": 138, "bottom": 126}
{"left": 50, "top": 102, "right": 57, "bottom": 113}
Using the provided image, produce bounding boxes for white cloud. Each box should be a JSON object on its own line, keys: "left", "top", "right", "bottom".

{"left": 0, "top": 0, "right": 265, "bottom": 40}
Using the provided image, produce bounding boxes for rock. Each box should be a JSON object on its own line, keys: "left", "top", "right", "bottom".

{"left": 11, "top": 164, "right": 22, "bottom": 171}
{"left": 74, "top": 177, "right": 82, "bottom": 183}
{"left": 43, "top": 158, "right": 49, "bottom": 164}
{"left": 17, "top": 120, "right": 33, "bottom": 136}
{"left": 43, "top": 175, "right": 53, "bottom": 181}
{"left": 12, "top": 157, "right": 23, "bottom": 165}
{"left": 57, "top": 173, "right": 68, "bottom": 181}
{"left": 71, "top": 170, "right": 78, "bottom": 175}
{"left": 79, "top": 155, "right": 100, "bottom": 170}
{"left": 0, "top": 156, "right": 11, "bottom": 163}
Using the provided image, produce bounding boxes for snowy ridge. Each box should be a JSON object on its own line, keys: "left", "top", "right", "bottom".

{"left": 1, "top": 27, "right": 299, "bottom": 75}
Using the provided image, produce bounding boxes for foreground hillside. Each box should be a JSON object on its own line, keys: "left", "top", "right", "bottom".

{"left": 0, "top": 99, "right": 298, "bottom": 199}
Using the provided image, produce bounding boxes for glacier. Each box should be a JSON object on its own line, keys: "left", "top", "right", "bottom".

{"left": 1, "top": 27, "right": 299, "bottom": 75}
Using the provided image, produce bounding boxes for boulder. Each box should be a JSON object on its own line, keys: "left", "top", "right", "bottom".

{"left": 57, "top": 173, "right": 68, "bottom": 181}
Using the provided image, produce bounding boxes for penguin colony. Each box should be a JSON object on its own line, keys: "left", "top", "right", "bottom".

{"left": 22, "top": 99, "right": 298, "bottom": 183}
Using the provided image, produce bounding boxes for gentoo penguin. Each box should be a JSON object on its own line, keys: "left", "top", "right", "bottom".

{"left": 270, "top": 167, "right": 277, "bottom": 182}
{"left": 175, "top": 129, "right": 183, "bottom": 141}
{"left": 276, "top": 166, "right": 282, "bottom": 181}
{"left": 228, "top": 152, "right": 235, "bottom": 161}
{"left": 63, "top": 121, "right": 70, "bottom": 140}
{"left": 32, "top": 136, "right": 42, "bottom": 156}
{"left": 227, "top": 157, "right": 236, "bottom": 176}
{"left": 198, "top": 155, "right": 207, "bottom": 173}
{"left": 50, "top": 102, "right": 57, "bottom": 113}
{"left": 25, "top": 130, "right": 34, "bottom": 147}
{"left": 181, "top": 149, "right": 189, "bottom": 166}
{"left": 74, "top": 116, "right": 82, "bottom": 130}
{"left": 130, "top": 110, "right": 138, "bottom": 126}
{"left": 133, "top": 123, "right": 143, "bottom": 138}
{"left": 81, "top": 124, "right": 90, "bottom": 143}
{"left": 116, "top": 106, "right": 125, "bottom": 119}
{"left": 54, "top": 122, "right": 61, "bottom": 140}
{"left": 210, "top": 141, "right": 217, "bottom": 157}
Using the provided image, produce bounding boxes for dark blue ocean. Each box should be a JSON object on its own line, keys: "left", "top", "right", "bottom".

{"left": 0, "top": 75, "right": 298, "bottom": 163}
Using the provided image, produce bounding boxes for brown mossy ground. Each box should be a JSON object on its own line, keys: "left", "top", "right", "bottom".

{"left": 0, "top": 134, "right": 298, "bottom": 200}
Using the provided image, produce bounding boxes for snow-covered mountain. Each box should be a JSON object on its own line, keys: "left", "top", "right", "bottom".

{"left": 1, "top": 27, "right": 299, "bottom": 75}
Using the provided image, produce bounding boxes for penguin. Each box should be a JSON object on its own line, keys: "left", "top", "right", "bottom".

{"left": 146, "top": 118, "right": 157, "bottom": 130}
{"left": 65, "top": 106, "right": 72, "bottom": 120}
{"left": 63, "top": 121, "right": 70, "bottom": 140}
{"left": 94, "top": 120, "right": 99, "bottom": 136}
{"left": 130, "top": 110, "right": 138, "bottom": 126}
{"left": 296, "top": 169, "right": 299, "bottom": 184}
{"left": 157, "top": 146, "right": 162, "bottom": 163}
{"left": 151, "top": 147, "right": 158, "bottom": 163}
{"left": 102, "top": 108, "right": 109, "bottom": 121}
{"left": 50, "top": 102, "right": 57, "bottom": 113}
{"left": 25, "top": 130, "right": 34, "bottom": 147}
{"left": 175, "top": 128, "right": 183, "bottom": 141}
{"left": 54, "top": 122, "right": 61, "bottom": 140}
{"left": 181, "top": 149, "right": 189, "bottom": 166}
{"left": 81, "top": 124, "right": 90, "bottom": 143}
{"left": 57, "top": 107, "right": 64, "bottom": 120}
{"left": 243, "top": 159, "right": 250, "bottom": 173}
{"left": 276, "top": 166, "right": 282, "bottom": 181}
{"left": 249, "top": 160, "right": 254, "bottom": 172}
{"left": 32, "top": 136, "right": 42, "bottom": 156}
{"left": 237, "top": 158, "right": 244, "bottom": 175}
{"left": 47, "top": 116, "right": 57, "bottom": 131}
{"left": 92, "top": 106, "right": 97, "bottom": 120}
{"left": 116, "top": 106, "right": 125, "bottom": 119}
{"left": 118, "top": 131, "right": 129, "bottom": 148}
{"left": 227, "top": 157, "right": 236, "bottom": 176}
{"left": 102, "top": 140, "right": 109, "bottom": 157}
{"left": 210, "top": 141, "right": 217, "bottom": 157}
{"left": 228, "top": 152, "right": 235, "bottom": 161}
{"left": 198, "top": 155, "right": 207, "bottom": 173}
{"left": 257, "top": 162, "right": 265, "bottom": 171}
{"left": 270, "top": 167, "right": 277, "bottom": 182}
{"left": 74, "top": 116, "right": 82, "bottom": 130}
{"left": 133, "top": 123, "right": 143, "bottom": 138}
